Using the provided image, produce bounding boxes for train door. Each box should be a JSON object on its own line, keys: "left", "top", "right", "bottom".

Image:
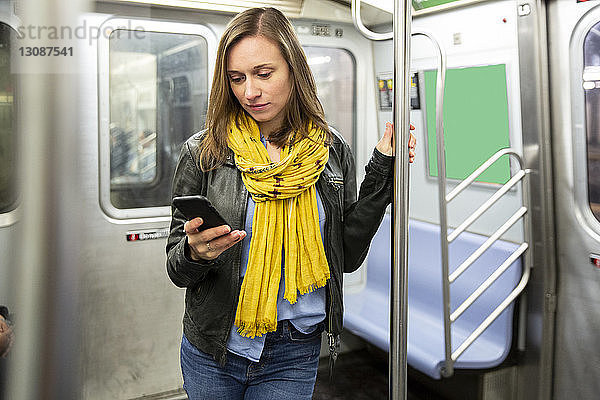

{"left": 79, "top": 16, "right": 216, "bottom": 399}
{"left": 547, "top": 2, "right": 600, "bottom": 399}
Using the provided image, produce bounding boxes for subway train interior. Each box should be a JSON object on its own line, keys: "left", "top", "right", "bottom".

{"left": 0, "top": 0, "right": 599, "bottom": 398}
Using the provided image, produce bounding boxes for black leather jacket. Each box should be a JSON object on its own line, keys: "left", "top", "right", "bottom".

{"left": 166, "top": 128, "right": 393, "bottom": 365}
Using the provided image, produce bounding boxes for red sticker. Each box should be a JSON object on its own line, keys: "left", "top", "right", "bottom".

{"left": 125, "top": 228, "right": 169, "bottom": 242}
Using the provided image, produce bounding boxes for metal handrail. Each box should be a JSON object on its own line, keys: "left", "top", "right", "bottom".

{"left": 452, "top": 255, "right": 531, "bottom": 361}
{"left": 449, "top": 206, "right": 527, "bottom": 283}
{"left": 448, "top": 169, "right": 526, "bottom": 243}
{"left": 406, "top": 30, "right": 449, "bottom": 382}
{"left": 446, "top": 148, "right": 525, "bottom": 202}
{"left": 436, "top": 147, "right": 531, "bottom": 377}
{"left": 451, "top": 242, "right": 529, "bottom": 322}
{"left": 351, "top": 0, "right": 393, "bottom": 41}
{"left": 406, "top": 30, "right": 452, "bottom": 378}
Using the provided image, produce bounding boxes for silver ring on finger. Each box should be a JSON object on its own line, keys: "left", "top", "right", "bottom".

{"left": 206, "top": 241, "right": 212, "bottom": 252}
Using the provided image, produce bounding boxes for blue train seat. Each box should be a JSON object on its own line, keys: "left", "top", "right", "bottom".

{"left": 343, "top": 214, "right": 522, "bottom": 379}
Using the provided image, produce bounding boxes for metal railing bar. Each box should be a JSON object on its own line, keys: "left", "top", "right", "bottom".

{"left": 451, "top": 263, "right": 532, "bottom": 361}
{"left": 447, "top": 170, "right": 527, "bottom": 243}
{"left": 409, "top": 28, "right": 453, "bottom": 377}
{"left": 449, "top": 206, "right": 527, "bottom": 283}
{"left": 446, "top": 149, "right": 525, "bottom": 203}
{"left": 411, "top": 32, "right": 446, "bottom": 181}
{"left": 351, "top": 0, "right": 393, "bottom": 41}
{"left": 450, "top": 242, "right": 529, "bottom": 322}
{"left": 419, "top": 32, "right": 452, "bottom": 377}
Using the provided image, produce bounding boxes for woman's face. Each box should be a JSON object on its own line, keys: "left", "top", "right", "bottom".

{"left": 226, "top": 35, "right": 292, "bottom": 135}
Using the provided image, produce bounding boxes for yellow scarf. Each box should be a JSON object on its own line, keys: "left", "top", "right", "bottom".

{"left": 227, "top": 114, "right": 331, "bottom": 338}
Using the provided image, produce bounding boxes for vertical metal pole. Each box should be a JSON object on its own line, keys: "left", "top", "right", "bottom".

{"left": 390, "top": 0, "right": 412, "bottom": 399}
{"left": 7, "top": 0, "right": 88, "bottom": 398}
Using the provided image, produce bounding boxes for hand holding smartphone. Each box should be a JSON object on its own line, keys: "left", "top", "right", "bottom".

{"left": 173, "top": 195, "right": 230, "bottom": 232}
{"left": 173, "top": 195, "right": 245, "bottom": 261}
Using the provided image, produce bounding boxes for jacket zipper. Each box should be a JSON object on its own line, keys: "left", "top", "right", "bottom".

{"left": 318, "top": 177, "right": 339, "bottom": 379}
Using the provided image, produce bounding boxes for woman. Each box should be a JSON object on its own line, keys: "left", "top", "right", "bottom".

{"left": 166, "top": 7, "right": 415, "bottom": 400}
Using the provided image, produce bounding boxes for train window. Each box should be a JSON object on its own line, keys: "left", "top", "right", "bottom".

{"left": 424, "top": 64, "right": 511, "bottom": 185}
{"left": 303, "top": 46, "right": 355, "bottom": 150}
{"left": 0, "top": 23, "right": 17, "bottom": 214}
{"left": 584, "top": 21, "right": 600, "bottom": 221}
{"left": 107, "top": 28, "right": 209, "bottom": 211}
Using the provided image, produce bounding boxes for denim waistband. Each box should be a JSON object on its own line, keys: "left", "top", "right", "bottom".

{"left": 272, "top": 320, "right": 325, "bottom": 336}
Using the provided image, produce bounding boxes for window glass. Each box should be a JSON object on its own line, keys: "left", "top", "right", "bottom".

{"left": 303, "top": 46, "right": 355, "bottom": 150}
{"left": 584, "top": 21, "right": 600, "bottom": 221}
{"left": 0, "top": 23, "right": 17, "bottom": 214}
{"left": 109, "top": 29, "right": 208, "bottom": 209}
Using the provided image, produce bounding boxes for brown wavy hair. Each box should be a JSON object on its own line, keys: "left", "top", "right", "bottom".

{"left": 198, "top": 7, "right": 331, "bottom": 171}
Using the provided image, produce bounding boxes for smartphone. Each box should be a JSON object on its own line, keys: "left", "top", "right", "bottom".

{"left": 173, "top": 195, "right": 230, "bottom": 232}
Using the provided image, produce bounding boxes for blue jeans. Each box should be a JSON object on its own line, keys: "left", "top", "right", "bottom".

{"left": 180, "top": 320, "right": 323, "bottom": 400}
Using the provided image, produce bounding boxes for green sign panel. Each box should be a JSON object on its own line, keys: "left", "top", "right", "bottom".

{"left": 412, "top": 0, "right": 464, "bottom": 11}
{"left": 424, "top": 64, "right": 511, "bottom": 185}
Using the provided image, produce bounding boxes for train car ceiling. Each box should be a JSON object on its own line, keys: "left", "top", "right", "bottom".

{"left": 97, "top": 0, "right": 395, "bottom": 26}
{"left": 98, "top": 0, "right": 497, "bottom": 18}
{"left": 100, "top": 0, "right": 306, "bottom": 15}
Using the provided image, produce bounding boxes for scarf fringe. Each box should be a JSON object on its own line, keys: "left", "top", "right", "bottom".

{"left": 235, "top": 319, "right": 278, "bottom": 339}
{"left": 285, "top": 276, "right": 330, "bottom": 305}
